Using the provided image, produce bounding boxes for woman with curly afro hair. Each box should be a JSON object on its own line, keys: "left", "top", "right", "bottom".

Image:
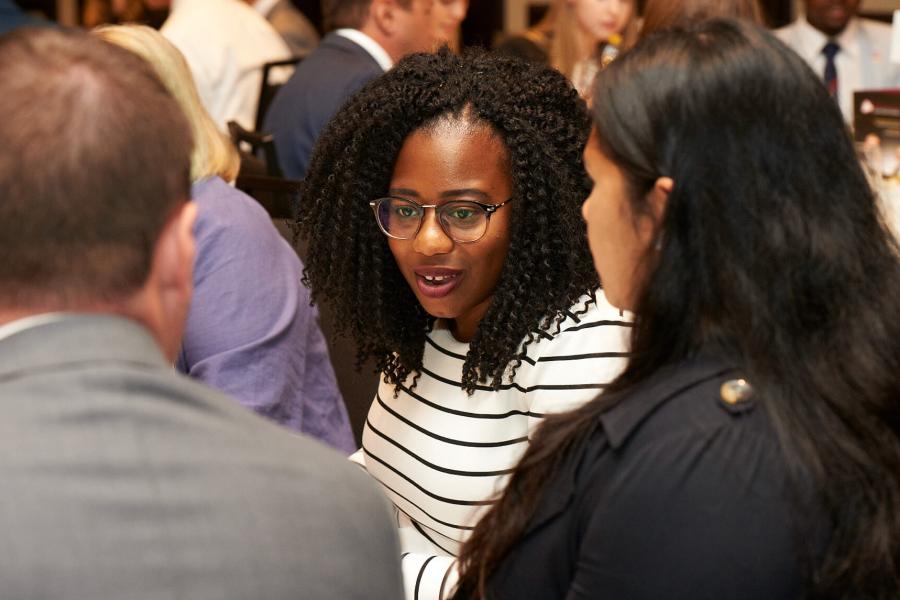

{"left": 297, "top": 48, "right": 630, "bottom": 599}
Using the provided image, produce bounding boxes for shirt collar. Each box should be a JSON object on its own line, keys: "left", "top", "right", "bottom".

{"left": 834, "top": 16, "right": 860, "bottom": 59}
{"left": 0, "top": 312, "right": 68, "bottom": 343}
{"left": 0, "top": 314, "right": 167, "bottom": 381}
{"left": 796, "top": 14, "right": 860, "bottom": 60}
{"left": 335, "top": 28, "right": 393, "bottom": 71}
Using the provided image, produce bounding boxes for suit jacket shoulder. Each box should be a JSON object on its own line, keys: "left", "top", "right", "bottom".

{"left": 263, "top": 32, "right": 384, "bottom": 178}
{"left": 0, "top": 315, "right": 402, "bottom": 599}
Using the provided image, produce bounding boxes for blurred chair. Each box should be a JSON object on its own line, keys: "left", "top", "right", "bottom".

{"left": 292, "top": 224, "right": 381, "bottom": 445}
{"left": 227, "top": 119, "right": 282, "bottom": 177}
{"left": 232, "top": 170, "right": 380, "bottom": 443}
{"left": 234, "top": 173, "right": 301, "bottom": 220}
{"left": 256, "top": 55, "right": 303, "bottom": 131}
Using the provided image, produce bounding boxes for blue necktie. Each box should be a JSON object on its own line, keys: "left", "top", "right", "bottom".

{"left": 822, "top": 41, "right": 839, "bottom": 100}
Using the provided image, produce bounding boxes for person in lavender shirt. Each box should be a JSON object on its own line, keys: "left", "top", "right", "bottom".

{"left": 95, "top": 24, "right": 355, "bottom": 453}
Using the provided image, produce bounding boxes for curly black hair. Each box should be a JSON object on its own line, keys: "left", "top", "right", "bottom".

{"left": 297, "top": 47, "right": 598, "bottom": 394}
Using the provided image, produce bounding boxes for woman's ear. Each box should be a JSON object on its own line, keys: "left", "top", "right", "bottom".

{"left": 647, "top": 176, "right": 673, "bottom": 226}
{"left": 370, "top": 0, "right": 398, "bottom": 36}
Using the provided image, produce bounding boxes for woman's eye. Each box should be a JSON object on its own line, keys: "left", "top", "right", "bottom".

{"left": 395, "top": 206, "right": 418, "bottom": 218}
{"left": 448, "top": 208, "right": 476, "bottom": 220}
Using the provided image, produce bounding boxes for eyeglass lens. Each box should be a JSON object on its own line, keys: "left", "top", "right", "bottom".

{"left": 375, "top": 198, "right": 489, "bottom": 242}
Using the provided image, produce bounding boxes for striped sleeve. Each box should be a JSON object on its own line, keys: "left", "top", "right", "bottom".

{"left": 401, "top": 553, "right": 457, "bottom": 600}
{"left": 352, "top": 449, "right": 459, "bottom": 599}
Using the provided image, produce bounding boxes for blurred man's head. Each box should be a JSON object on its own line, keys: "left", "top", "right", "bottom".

{"left": 431, "top": 0, "right": 468, "bottom": 48}
{"left": 804, "top": 0, "right": 860, "bottom": 37}
{"left": 0, "top": 28, "right": 195, "bottom": 359}
{"left": 322, "top": 0, "right": 372, "bottom": 30}
{"left": 322, "top": 0, "right": 437, "bottom": 60}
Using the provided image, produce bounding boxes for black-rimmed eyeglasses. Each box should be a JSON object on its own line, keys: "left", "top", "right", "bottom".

{"left": 369, "top": 196, "right": 513, "bottom": 243}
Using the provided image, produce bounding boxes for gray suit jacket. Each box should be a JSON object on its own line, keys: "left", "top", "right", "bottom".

{"left": 0, "top": 314, "right": 402, "bottom": 599}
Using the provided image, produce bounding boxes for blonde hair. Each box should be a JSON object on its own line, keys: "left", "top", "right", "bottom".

{"left": 546, "top": 0, "right": 638, "bottom": 80}
{"left": 93, "top": 25, "right": 240, "bottom": 183}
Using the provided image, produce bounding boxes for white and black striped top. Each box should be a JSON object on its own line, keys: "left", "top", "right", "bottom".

{"left": 350, "top": 292, "right": 631, "bottom": 600}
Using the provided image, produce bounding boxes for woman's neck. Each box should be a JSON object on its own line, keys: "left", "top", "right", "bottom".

{"left": 448, "top": 295, "right": 493, "bottom": 343}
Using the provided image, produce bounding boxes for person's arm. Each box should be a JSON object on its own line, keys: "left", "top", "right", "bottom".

{"left": 350, "top": 447, "right": 459, "bottom": 599}
{"left": 178, "top": 191, "right": 353, "bottom": 451}
{"left": 400, "top": 551, "right": 457, "bottom": 600}
{"left": 567, "top": 429, "right": 802, "bottom": 600}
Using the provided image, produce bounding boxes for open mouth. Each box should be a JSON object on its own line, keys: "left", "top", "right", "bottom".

{"left": 413, "top": 269, "right": 462, "bottom": 298}
{"left": 422, "top": 274, "right": 457, "bottom": 285}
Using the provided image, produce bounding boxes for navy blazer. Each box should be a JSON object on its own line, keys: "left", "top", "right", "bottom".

{"left": 1, "top": 0, "right": 44, "bottom": 36}
{"left": 486, "top": 352, "right": 823, "bottom": 599}
{"left": 263, "top": 32, "right": 384, "bottom": 179}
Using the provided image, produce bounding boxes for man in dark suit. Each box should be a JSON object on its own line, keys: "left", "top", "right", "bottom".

{"left": 263, "top": 0, "right": 436, "bottom": 179}
{"left": 0, "top": 28, "right": 403, "bottom": 599}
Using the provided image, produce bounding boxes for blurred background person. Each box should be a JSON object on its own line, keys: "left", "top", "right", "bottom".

{"left": 1, "top": 0, "right": 48, "bottom": 33}
{"left": 454, "top": 19, "right": 900, "bottom": 600}
{"left": 161, "top": 0, "right": 291, "bottom": 131}
{"left": 95, "top": 24, "right": 355, "bottom": 453}
{"left": 776, "top": 0, "right": 900, "bottom": 123}
{"left": 495, "top": 0, "right": 637, "bottom": 97}
{"left": 493, "top": 3, "right": 554, "bottom": 64}
{"left": 247, "top": 0, "right": 320, "bottom": 57}
{"left": 431, "top": 0, "right": 467, "bottom": 50}
{"left": 640, "top": 0, "right": 762, "bottom": 37}
{"left": 82, "top": 0, "right": 168, "bottom": 28}
{"left": 263, "top": 0, "right": 437, "bottom": 180}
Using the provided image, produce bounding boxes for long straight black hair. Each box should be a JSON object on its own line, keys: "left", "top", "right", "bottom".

{"left": 455, "top": 19, "right": 900, "bottom": 599}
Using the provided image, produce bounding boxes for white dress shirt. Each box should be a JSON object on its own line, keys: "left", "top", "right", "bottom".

{"left": 335, "top": 28, "right": 393, "bottom": 71}
{"left": 0, "top": 313, "right": 66, "bottom": 342}
{"left": 776, "top": 16, "right": 900, "bottom": 123}
{"left": 162, "top": 0, "right": 291, "bottom": 131}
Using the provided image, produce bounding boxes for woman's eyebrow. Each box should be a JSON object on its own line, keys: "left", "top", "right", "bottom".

{"left": 387, "top": 188, "right": 492, "bottom": 201}
{"left": 440, "top": 189, "right": 490, "bottom": 200}
{"left": 387, "top": 188, "right": 421, "bottom": 197}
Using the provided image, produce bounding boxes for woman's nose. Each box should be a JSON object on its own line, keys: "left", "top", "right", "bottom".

{"left": 412, "top": 209, "right": 454, "bottom": 256}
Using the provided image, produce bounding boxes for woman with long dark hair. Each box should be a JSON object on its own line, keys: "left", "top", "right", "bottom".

{"left": 454, "top": 19, "right": 900, "bottom": 600}
{"left": 297, "top": 49, "right": 630, "bottom": 598}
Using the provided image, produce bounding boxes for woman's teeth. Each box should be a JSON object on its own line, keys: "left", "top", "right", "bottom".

{"left": 423, "top": 274, "right": 456, "bottom": 284}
